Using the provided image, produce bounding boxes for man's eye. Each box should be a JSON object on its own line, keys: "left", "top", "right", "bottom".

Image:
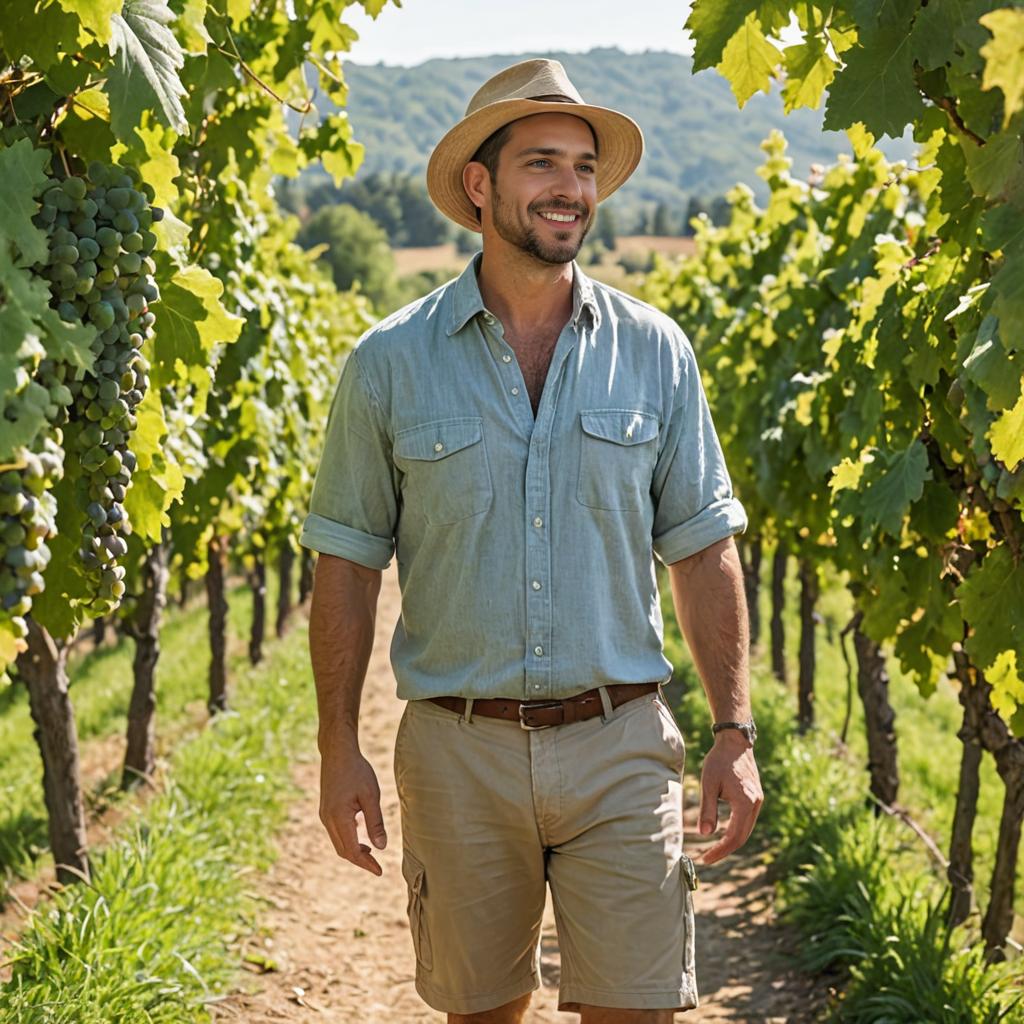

{"left": 578, "top": 164, "right": 595, "bottom": 174}
{"left": 531, "top": 159, "right": 551, "bottom": 167}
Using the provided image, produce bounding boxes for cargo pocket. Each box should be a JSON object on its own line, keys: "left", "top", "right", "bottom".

{"left": 577, "top": 409, "right": 659, "bottom": 511}
{"left": 679, "top": 852, "right": 698, "bottom": 974}
{"left": 402, "top": 850, "right": 434, "bottom": 971}
{"left": 394, "top": 417, "right": 492, "bottom": 525}
{"left": 653, "top": 695, "right": 686, "bottom": 772}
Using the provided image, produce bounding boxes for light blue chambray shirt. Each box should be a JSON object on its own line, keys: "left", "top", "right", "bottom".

{"left": 300, "top": 254, "right": 746, "bottom": 701}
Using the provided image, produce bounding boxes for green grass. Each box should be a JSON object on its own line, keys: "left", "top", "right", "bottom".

{"left": 0, "top": 569, "right": 287, "bottom": 898}
{"left": 0, "top": 570, "right": 317, "bottom": 1022}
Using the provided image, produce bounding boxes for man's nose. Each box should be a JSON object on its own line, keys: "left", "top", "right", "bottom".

{"left": 551, "top": 164, "right": 584, "bottom": 202}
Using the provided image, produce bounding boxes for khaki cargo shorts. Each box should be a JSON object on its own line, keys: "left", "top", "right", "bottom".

{"left": 392, "top": 684, "right": 700, "bottom": 1016}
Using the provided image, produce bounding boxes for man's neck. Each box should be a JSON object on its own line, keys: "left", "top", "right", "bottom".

{"left": 476, "top": 244, "right": 574, "bottom": 340}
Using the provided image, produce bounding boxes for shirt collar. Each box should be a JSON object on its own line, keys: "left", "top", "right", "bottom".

{"left": 445, "top": 252, "right": 601, "bottom": 337}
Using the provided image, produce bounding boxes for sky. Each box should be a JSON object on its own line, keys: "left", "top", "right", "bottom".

{"left": 342, "top": 0, "right": 704, "bottom": 66}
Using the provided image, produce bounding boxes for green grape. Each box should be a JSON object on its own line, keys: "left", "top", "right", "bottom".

{"left": 113, "top": 210, "right": 138, "bottom": 234}
{"left": 77, "top": 237, "right": 100, "bottom": 261}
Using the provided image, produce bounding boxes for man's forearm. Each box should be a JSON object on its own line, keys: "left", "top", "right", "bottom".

{"left": 308, "top": 553, "right": 382, "bottom": 752}
{"left": 666, "top": 537, "right": 751, "bottom": 722}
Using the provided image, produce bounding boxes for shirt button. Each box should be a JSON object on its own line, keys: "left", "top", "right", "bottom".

{"left": 533, "top": 683, "right": 542, "bottom": 690}
{"left": 534, "top": 645, "right": 544, "bottom": 657}
{"left": 433, "top": 441, "right": 444, "bottom": 452}
{"left": 483, "top": 312, "right": 495, "bottom": 324}
{"left": 533, "top": 516, "right": 543, "bottom": 528}
{"left": 511, "top": 387, "right": 520, "bottom": 396}
{"left": 502, "top": 354, "right": 512, "bottom": 363}
{"left": 531, "top": 580, "right": 541, "bottom": 590}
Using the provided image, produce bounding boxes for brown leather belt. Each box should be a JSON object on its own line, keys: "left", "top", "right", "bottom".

{"left": 429, "top": 681, "right": 661, "bottom": 730}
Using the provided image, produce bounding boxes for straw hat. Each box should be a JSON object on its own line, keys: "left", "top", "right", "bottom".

{"left": 426, "top": 58, "right": 644, "bottom": 232}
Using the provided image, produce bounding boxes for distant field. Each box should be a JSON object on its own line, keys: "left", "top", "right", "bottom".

{"left": 393, "top": 235, "right": 697, "bottom": 279}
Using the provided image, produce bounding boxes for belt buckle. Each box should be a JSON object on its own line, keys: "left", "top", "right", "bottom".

{"left": 518, "top": 700, "right": 563, "bottom": 730}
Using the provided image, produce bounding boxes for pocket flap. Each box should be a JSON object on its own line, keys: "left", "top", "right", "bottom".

{"left": 395, "top": 418, "right": 483, "bottom": 461}
{"left": 680, "top": 853, "right": 699, "bottom": 891}
{"left": 580, "top": 409, "right": 659, "bottom": 446}
{"left": 402, "top": 850, "right": 427, "bottom": 896}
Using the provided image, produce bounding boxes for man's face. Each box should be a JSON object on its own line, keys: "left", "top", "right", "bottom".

{"left": 485, "top": 112, "right": 598, "bottom": 265}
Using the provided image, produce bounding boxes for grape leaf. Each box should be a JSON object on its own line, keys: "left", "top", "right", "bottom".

{"left": 126, "top": 451, "right": 185, "bottom": 542}
{"left": 56, "top": 0, "right": 124, "bottom": 45}
{"left": 31, "top": 530, "right": 88, "bottom": 638}
{"left": 980, "top": 8, "right": 1024, "bottom": 126}
{"left": 0, "top": 139, "right": 51, "bottom": 267}
{"left": 859, "top": 441, "right": 931, "bottom": 537}
{"left": 987, "top": 651, "right": 1024, "bottom": 726}
{"left": 962, "top": 131, "right": 1024, "bottom": 202}
{"left": 685, "top": 0, "right": 761, "bottom": 72}
{"left": 959, "top": 545, "right": 1024, "bottom": 674}
{"left": 823, "top": 26, "right": 926, "bottom": 137}
{"left": 909, "top": 0, "right": 994, "bottom": 71}
{"left": 719, "top": 14, "right": 782, "bottom": 108}
{"left": 106, "top": 0, "right": 188, "bottom": 136}
{"left": 781, "top": 35, "right": 837, "bottom": 112}
{"left": 178, "top": 0, "right": 212, "bottom": 52}
{"left": 303, "top": 114, "right": 365, "bottom": 188}
{"left": 151, "top": 262, "right": 243, "bottom": 398}
{"left": 988, "top": 377, "right": 1024, "bottom": 468}
{"left": 0, "top": 0, "right": 82, "bottom": 71}
{"left": 962, "top": 315, "right": 1021, "bottom": 409}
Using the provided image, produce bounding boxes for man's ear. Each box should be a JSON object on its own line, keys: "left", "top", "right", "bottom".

{"left": 463, "top": 161, "right": 489, "bottom": 214}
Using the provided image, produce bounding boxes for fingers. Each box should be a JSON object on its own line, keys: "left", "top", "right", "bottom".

{"left": 695, "top": 754, "right": 764, "bottom": 865}
{"left": 698, "top": 776, "right": 719, "bottom": 836}
{"left": 361, "top": 789, "right": 388, "bottom": 851}
{"left": 697, "top": 806, "right": 743, "bottom": 866}
{"left": 319, "top": 760, "right": 387, "bottom": 875}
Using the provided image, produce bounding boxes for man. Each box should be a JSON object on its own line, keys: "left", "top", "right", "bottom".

{"left": 301, "top": 58, "right": 763, "bottom": 1024}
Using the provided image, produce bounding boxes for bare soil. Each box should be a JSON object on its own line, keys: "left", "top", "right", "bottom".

{"left": 210, "top": 565, "right": 829, "bottom": 1023}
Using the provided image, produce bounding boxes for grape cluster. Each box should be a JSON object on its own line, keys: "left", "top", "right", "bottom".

{"left": 0, "top": 438, "right": 62, "bottom": 641}
{"left": 31, "top": 161, "right": 162, "bottom": 614}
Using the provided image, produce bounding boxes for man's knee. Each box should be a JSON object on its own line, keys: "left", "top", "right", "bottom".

{"left": 447, "top": 991, "right": 532, "bottom": 1024}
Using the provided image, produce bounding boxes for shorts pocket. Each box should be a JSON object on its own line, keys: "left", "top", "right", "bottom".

{"left": 577, "top": 409, "right": 659, "bottom": 511}
{"left": 653, "top": 695, "right": 686, "bottom": 771}
{"left": 402, "top": 849, "right": 434, "bottom": 971}
{"left": 394, "top": 417, "right": 492, "bottom": 525}
{"left": 679, "top": 853, "right": 698, "bottom": 973}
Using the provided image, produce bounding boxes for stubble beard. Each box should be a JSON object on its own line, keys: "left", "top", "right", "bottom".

{"left": 490, "top": 188, "right": 592, "bottom": 266}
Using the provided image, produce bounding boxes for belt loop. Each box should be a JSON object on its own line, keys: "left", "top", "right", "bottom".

{"left": 597, "top": 685, "right": 614, "bottom": 723}
{"left": 464, "top": 697, "right": 475, "bottom": 724}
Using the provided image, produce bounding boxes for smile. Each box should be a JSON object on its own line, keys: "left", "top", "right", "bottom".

{"left": 538, "top": 212, "right": 579, "bottom": 223}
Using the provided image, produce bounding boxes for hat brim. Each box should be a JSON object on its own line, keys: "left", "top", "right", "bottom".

{"left": 426, "top": 99, "right": 644, "bottom": 233}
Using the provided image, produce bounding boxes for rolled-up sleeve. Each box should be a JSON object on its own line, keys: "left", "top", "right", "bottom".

{"left": 299, "top": 350, "right": 398, "bottom": 570}
{"left": 651, "top": 335, "right": 747, "bottom": 565}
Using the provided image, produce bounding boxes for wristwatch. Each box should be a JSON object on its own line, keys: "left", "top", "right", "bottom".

{"left": 711, "top": 719, "right": 757, "bottom": 745}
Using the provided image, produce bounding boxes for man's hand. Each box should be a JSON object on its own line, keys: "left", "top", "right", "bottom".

{"left": 319, "top": 744, "right": 388, "bottom": 876}
{"left": 696, "top": 729, "right": 763, "bottom": 865}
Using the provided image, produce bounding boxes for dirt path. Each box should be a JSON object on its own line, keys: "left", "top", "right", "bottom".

{"left": 211, "top": 565, "right": 826, "bottom": 1023}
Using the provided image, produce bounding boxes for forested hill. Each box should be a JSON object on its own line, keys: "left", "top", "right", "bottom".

{"left": 326, "top": 48, "right": 914, "bottom": 223}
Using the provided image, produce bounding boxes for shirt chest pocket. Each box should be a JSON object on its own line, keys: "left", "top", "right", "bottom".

{"left": 394, "top": 417, "right": 493, "bottom": 526}
{"left": 577, "top": 409, "right": 660, "bottom": 512}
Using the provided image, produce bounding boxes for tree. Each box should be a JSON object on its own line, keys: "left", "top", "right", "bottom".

{"left": 298, "top": 205, "right": 396, "bottom": 309}
{"left": 596, "top": 205, "right": 618, "bottom": 250}
{"left": 683, "top": 196, "right": 709, "bottom": 236}
{"left": 650, "top": 202, "right": 674, "bottom": 237}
